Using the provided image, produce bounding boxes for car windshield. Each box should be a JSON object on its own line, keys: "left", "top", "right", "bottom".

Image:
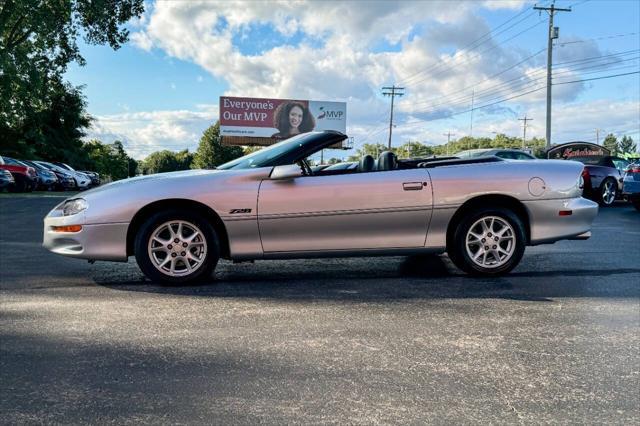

{"left": 218, "top": 132, "right": 321, "bottom": 170}
{"left": 454, "top": 149, "right": 488, "bottom": 159}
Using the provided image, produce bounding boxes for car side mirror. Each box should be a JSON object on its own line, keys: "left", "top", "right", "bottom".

{"left": 270, "top": 164, "right": 303, "bottom": 180}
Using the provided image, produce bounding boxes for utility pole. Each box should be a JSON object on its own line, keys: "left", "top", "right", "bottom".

{"left": 595, "top": 128, "right": 603, "bottom": 145}
{"left": 382, "top": 85, "right": 404, "bottom": 149}
{"left": 443, "top": 131, "right": 455, "bottom": 155}
{"left": 534, "top": 1, "right": 571, "bottom": 149}
{"left": 518, "top": 115, "right": 533, "bottom": 149}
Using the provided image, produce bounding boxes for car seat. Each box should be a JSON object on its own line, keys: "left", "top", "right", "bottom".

{"left": 358, "top": 155, "right": 375, "bottom": 172}
{"left": 377, "top": 151, "right": 397, "bottom": 171}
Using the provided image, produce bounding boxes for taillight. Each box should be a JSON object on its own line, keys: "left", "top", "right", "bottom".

{"left": 628, "top": 167, "right": 640, "bottom": 173}
{"left": 579, "top": 168, "right": 589, "bottom": 189}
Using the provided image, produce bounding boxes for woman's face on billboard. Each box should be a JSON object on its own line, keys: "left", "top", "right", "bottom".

{"left": 288, "top": 106, "right": 303, "bottom": 130}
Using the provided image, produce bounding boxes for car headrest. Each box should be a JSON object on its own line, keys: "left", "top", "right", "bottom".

{"left": 377, "top": 151, "right": 397, "bottom": 171}
{"left": 359, "top": 155, "right": 375, "bottom": 172}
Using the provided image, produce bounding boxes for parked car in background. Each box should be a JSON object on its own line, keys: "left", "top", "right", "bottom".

{"left": 322, "top": 161, "right": 358, "bottom": 171}
{"left": 0, "top": 169, "right": 15, "bottom": 191}
{"left": 622, "top": 162, "right": 640, "bottom": 211}
{"left": 53, "top": 162, "right": 97, "bottom": 188}
{"left": 20, "top": 160, "right": 58, "bottom": 191}
{"left": 78, "top": 170, "right": 100, "bottom": 187}
{"left": 454, "top": 149, "right": 536, "bottom": 160}
{"left": 38, "top": 161, "right": 90, "bottom": 190}
{"left": 33, "top": 161, "right": 79, "bottom": 191}
{"left": 568, "top": 156, "right": 629, "bottom": 207}
{"left": 0, "top": 155, "right": 36, "bottom": 192}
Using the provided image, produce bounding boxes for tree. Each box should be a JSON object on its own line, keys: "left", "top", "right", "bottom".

{"left": 141, "top": 151, "right": 180, "bottom": 175}
{"left": 603, "top": 134, "right": 619, "bottom": 156}
{"left": 619, "top": 135, "right": 637, "bottom": 155}
{"left": 192, "top": 122, "right": 244, "bottom": 169}
{"left": 0, "top": 0, "right": 144, "bottom": 159}
{"left": 243, "top": 146, "right": 262, "bottom": 155}
{"left": 84, "top": 139, "right": 135, "bottom": 181}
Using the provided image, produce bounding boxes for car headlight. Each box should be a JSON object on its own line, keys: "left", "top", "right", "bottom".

{"left": 62, "top": 198, "right": 88, "bottom": 216}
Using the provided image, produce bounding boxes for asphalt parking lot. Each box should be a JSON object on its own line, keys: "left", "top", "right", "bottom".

{"left": 1, "top": 195, "right": 639, "bottom": 424}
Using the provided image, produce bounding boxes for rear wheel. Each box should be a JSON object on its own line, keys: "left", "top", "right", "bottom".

{"left": 599, "top": 178, "right": 617, "bottom": 207}
{"left": 449, "top": 207, "right": 526, "bottom": 276}
{"left": 632, "top": 196, "right": 640, "bottom": 212}
{"left": 134, "top": 210, "right": 219, "bottom": 285}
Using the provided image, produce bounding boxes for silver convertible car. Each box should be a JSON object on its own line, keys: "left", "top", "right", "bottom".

{"left": 44, "top": 131, "right": 598, "bottom": 284}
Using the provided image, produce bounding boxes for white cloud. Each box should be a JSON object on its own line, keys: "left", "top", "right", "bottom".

{"left": 130, "top": 31, "right": 153, "bottom": 51}
{"left": 116, "top": 0, "right": 636, "bottom": 154}
{"left": 482, "top": 0, "right": 529, "bottom": 11}
{"left": 87, "top": 105, "right": 219, "bottom": 160}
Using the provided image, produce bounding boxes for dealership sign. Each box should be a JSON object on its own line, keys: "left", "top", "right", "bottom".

{"left": 547, "top": 142, "right": 610, "bottom": 159}
{"left": 219, "top": 96, "right": 347, "bottom": 142}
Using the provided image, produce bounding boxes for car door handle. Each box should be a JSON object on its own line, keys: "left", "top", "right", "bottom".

{"left": 403, "top": 182, "right": 425, "bottom": 191}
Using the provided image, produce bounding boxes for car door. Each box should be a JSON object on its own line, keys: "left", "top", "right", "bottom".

{"left": 257, "top": 168, "right": 433, "bottom": 252}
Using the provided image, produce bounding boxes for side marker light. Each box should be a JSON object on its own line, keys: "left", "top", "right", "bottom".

{"left": 51, "top": 225, "right": 83, "bottom": 232}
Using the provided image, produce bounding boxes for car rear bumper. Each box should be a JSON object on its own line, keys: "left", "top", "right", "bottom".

{"left": 524, "top": 197, "right": 599, "bottom": 245}
{"left": 43, "top": 214, "right": 129, "bottom": 261}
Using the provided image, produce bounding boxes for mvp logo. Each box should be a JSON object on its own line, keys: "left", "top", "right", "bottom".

{"left": 244, "top": 112, "right": 268, "bottom": 121}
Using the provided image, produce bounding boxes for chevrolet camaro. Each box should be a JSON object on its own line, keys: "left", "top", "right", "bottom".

{"left": 44, "top": 131, "right": 599, "bottom": 284}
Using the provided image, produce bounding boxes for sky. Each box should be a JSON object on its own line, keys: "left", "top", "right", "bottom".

{"left": 64, "top": 0, "right": 640, "bottom": 160}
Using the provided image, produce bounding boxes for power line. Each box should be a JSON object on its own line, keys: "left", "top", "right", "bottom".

{"left": 395, "top": 70, "right": 636, "bottom": 131}
{"left": 403, "top": 50, "right": 638, "bottom": 115}
{"left": 405, "top": 57, "right": 638, "bottom": 117}
{"left": 404, "top": 19, "right": 546, "bottom": 89}
{"left": 396, "top": 3, "right": 544, "bottom": 87}
{"left": 556, "top": 32, "right": 638, "bottom": 46}
{"left": 553, "top": 70, "right": 640, "bottom": 85}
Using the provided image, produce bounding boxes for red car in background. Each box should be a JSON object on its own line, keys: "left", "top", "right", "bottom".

{"left": 0, "top": 155, "right": 37, "bottom": 192}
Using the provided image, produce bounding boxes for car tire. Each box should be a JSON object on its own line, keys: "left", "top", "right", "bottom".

{"left": 134, "top": 209, "right": 220, "bottom": 285}
{"left": 632, "top": 197, "right": 640, "bottom": 212}
{"left": 598, "top": 178, "right": 617, "bottom": 207}
{"left": 449, "top": 207, "right": 526, "bottom": 276}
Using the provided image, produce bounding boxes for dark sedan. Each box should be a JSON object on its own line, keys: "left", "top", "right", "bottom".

{"left": 569, "top": 156, "right": 629, "bottom": 207}
{"left": 20, "top": 160, "right": 59, "bottom": 191}
{"left": 455, "top": 149, "right": 536, "bottom": 160}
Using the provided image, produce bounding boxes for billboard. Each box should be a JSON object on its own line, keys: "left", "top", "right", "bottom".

{"left": 219, "top": 96, "right": 347, "bottom": 146}
{"left": 547, "top": 142, "right": 610, "bottom": 159}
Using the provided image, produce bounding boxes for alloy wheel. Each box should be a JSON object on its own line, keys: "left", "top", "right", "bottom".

{"left": 601, "top": 180, "right": 616, "bottom": 205}
{"left": 465, "top": 216, "right": 515, "bottom": 268}
{"left": 147, "top": 220, "right": 208, "bottom": 277}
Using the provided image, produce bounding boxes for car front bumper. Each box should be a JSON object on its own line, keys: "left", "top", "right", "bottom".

{"left": 43, "top": 211, "right": 129, "bottom": 261}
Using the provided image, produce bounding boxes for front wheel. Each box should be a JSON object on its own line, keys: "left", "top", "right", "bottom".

{"left": 449, "top": 207, "right": 526, "bottom": 276}
{"left": 134, "top": 210, "right": 220, "bottom": 285}
{"left": 599, "top": 178, "right": 617, "bottom": 207}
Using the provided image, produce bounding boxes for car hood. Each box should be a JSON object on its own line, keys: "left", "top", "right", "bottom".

{"left": 82, "top": 169, "right": 221, "bottom": 196}
{"left": 73, "top": 167, "right": 271, "bottom": 225}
